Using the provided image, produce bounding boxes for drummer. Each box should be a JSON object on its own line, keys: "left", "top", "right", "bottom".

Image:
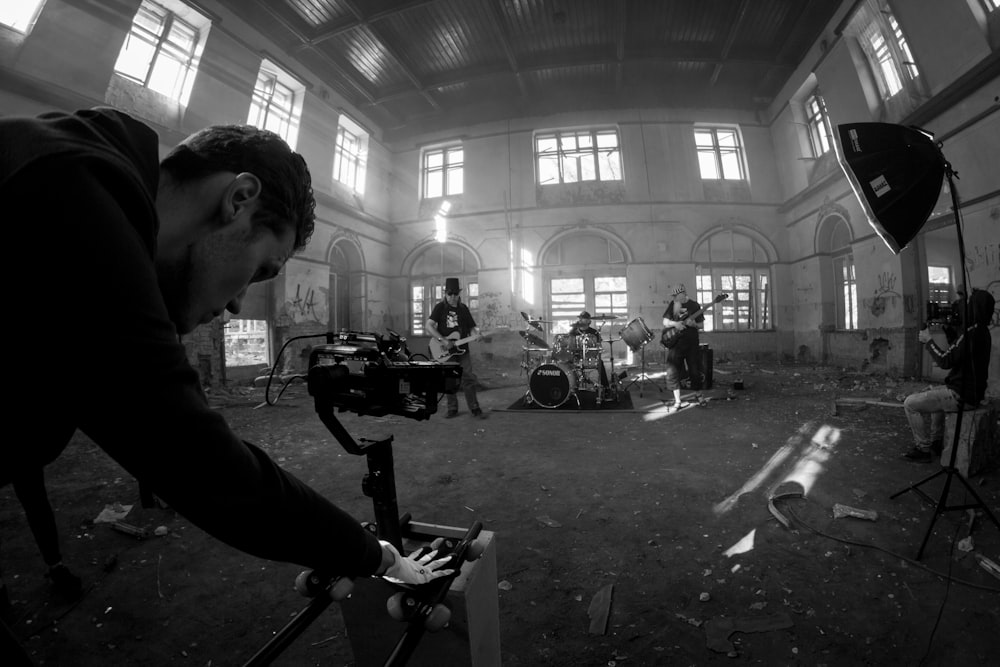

{"left": 569, "top": 311, "right": 610, "bottom": 393}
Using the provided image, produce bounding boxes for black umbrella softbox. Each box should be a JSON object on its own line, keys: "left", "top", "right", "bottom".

{"left": 834, "top": 123, "right": 946, "bottom": 254}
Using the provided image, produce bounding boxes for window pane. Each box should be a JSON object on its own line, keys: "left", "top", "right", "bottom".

{"left": 425, "top": 171, "right": 443, "bottom": 198}
{"left": 694, "top": 130, "right": 715, "bottom": 148}
{"left": 720, "top": 151, "right": 742, "bottom": 180}
{"left": 426, "top": 151, "right": 443, "bottom": 168}
{"left": 446, "top": 168, "right": 463, "bottom": 195}
{"left": 698, "top": 151, "right": 720, "bottom": 179}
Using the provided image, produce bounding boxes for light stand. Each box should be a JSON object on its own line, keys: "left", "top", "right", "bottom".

{"left": 888, "top": 161, "right": 999, "bottom": 560}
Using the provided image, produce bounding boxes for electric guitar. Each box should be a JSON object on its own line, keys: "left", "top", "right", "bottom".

{"left": 428, "top": 331, "right": 487, "bottom": 362}
{"left": 660, "top": 293, "right": 728, "bottom": 348}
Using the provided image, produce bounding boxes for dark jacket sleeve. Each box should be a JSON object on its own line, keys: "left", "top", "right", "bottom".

{"left": 8, "top": 161, "right": 383, "bottom": 576}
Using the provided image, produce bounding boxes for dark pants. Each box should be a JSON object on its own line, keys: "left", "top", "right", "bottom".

{"left": 665, "top": 339, "right": 703, "bottom": 392}
{"left": 447, "top": 351, "right": 480, "bottom": 413}
{"left": 11, "top": 468, "right": 62, "bottom": 567}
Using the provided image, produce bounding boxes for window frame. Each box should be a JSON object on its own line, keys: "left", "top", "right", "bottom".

{"left": 534, "top": 128, "right": 623, "bottom": 186}
{"left": 693, "top": 126, "right": 747, "bottom": 181}
{"left": 804, "top": 90, "right": 833, "bottom": 157}
{"left": 833, "top": 252, "right": 859, "bottom": 330}
{"left": 247, "top": 59, "right": 303, "bottom": 148}
{"left": 113, "top": 0, "right": 205, "bottom": 105}
{"left": 422, "top": 144, "right": 464, "bottom": 199}
{"left": 695, "top": 269, "right": 771, "bottom": 332}
{"left": 333, "top": 114, "right": 368, "bottom": 195}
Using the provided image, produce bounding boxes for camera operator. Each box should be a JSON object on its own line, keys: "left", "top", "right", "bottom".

{"left": 2, "top": 108, "right": 453, "bottom": 657}
{"left": 901, "top": 289, "right": 995, "bottom": 462}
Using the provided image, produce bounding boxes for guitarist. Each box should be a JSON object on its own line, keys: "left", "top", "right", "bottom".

{"left": 661, "top": 284, "right": 705, "bottom": 413}
{"left": 426, "top": 277, "right": 487, "bottom": 419}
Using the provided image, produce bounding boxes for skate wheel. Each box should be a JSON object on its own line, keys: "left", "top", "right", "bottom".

{"left": 294, "top": 570, "right": 324, "bottom": 597}
{"left": 424, "top": 604, "right": 451, "bottom": 631}
{"left": 465, "top": 540, "right": 485, "bottom": 561}
{"left": 361, "top": 521, "right": 378, "bottom": 536}
{"left": 330, "top": 577, "right": 354, "bottom": 601}
{"left": 386, "top": 592, "right": 417, "bottom": 622}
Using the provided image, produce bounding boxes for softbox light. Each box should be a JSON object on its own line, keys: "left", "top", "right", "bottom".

{"left": 834, "top": 123, "right": 946, "bottom": 254}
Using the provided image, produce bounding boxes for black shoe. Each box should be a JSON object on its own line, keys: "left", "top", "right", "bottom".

{"left": 902, "top": 447, "right": 933, "bottom": 463}
{"left": 445, "top": 411, "right": 459, "bottom": 418}
{"left": 471, "top": 409, "right": 487, "bottom": 420}
{"left": 47, "top": 564, "right": 82, "bottom": 599}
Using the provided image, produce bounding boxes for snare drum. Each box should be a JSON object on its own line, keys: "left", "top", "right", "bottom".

{"left": 529, "top": 362, "right": 578, "bottom": 408}
{"left": 620, "top": 317, "right": 654, "bottom": 352}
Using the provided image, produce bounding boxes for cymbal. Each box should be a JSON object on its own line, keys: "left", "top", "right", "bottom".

{"left": 522, "top": 346, "right": 548, "bottom": 352}
{"left": 591, "top": 314, "right": 619, "bottom": 320}
{"left": 518, "top": 330, "right": 549, "bottom": 347}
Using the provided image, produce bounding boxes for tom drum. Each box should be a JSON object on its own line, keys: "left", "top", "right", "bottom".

{"left": 529, "top": 362, "right": 578, "bottom": 408}
{"left": 551, "top": 334, "right": 577, "bottom": 364}
{"left": 620, "top": 317, "right": 654, "bottom": 352}
{"left": 579, "top": 333, "right": 602, "bottom": 368}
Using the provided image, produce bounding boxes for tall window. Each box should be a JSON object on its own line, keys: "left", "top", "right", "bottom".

{"left": 927, "top": 266, "right": 953, "bottom": 305}
{"left": 113, "top": 0, "right": 207, "bottom": 105}
{"left": 694, "top": 127, "right": 746, "bottom": 180}
{"left": 693, "top": 230, "right": 771, "bottom": 331}
{"left": 805, "top": 90, "right": 833, "bottom": 156}
{"left": 423, "top": 145, "right": 464, "bottom": 198}
{"left": 834, "top": 255, "right": 858, "bottom": 329}
{"left": 535, "top": 129, "right": 622, "bottom": 185}
{"left": 409, "top": 243, "right": 479, "bottom": 335}
{"left": 0, "top": 0, "right": 44, "bottom": 33}
{"left": 333, "top": 115, "right": 368, "bottom": 194}
{"left": 852, "top": 0, "right": 922, "bottom": 106}
{"left": 248, "top": 60, "right": 302, "bottom": 148}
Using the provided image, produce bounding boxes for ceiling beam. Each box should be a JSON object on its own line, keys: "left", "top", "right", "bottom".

{"left": 709, "top": 0, "right": 751, "bottom": 86}
{"left": 293, "top": 0, "right": 437, "bottom": 50}
{"left": 480, "top": 0, "right": 528, "bottom": 98}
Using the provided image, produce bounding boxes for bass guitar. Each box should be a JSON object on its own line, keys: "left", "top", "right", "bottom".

{"left": 660, "top": 293, "right": 728, "bottom": 348}
{"left": 428, "top": 330, "right": 488, "bottom": 362}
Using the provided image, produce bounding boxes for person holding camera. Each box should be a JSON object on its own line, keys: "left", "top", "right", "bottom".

{"left": 426, "top": 278, "right": 487, "bottom": 419}
{"left": 901, "top": 289, "right": 995, "bottom": 462}
{"left": 2, "top": 108, "right": 453, "bottom": 657}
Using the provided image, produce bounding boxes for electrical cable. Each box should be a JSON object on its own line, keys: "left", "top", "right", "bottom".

{"left": 778, "top": 499, "right": 1000, "bottom": 594}
{"left": 264, "top": 333, "right": 330, "bottom": 405}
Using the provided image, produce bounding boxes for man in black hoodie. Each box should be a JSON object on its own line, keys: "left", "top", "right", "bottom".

{"left": 1, "top": 108, "right": 451, "bottom": 656}
{"left": 901, "top": 288, "right": 995, "bottom": 462}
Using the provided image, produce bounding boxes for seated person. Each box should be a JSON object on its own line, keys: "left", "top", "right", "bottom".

{"left": 569, "top": 311, "right": 610, "bottom": 394}
{"left": 902, "top": 289, "right": 994, "bottom": 462}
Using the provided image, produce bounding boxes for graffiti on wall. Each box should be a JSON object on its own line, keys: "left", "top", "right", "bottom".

{"left": 285, "top": 283, "right": 324, "bottom": 323}
{"left": 966, "top": 242, "right": 998, "bottom": 275}
{"left": 866, "top": 271, "right": 901, "bottom": 317}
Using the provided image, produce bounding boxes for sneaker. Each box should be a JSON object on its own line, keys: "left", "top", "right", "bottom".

{"left": 445, "top": 411, "right": 459, "bottom": 418}
{"left": 47, "top": 564, "right": 83, "bottom": 599}
{"left": 471, "top": 409, "right": 488, "bottom": 420}
{"left": 902, "top": 447, "right": 933, "bottom": 463}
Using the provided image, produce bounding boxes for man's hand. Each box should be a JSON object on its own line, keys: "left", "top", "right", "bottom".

{"left": 379, "top": 540, "right": 455, "bottom": 585}
{"left": 918, "top": 328, "right": 932, "bottom": 344}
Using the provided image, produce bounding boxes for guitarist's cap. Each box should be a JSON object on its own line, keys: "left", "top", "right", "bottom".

{"left": 444, "top": 277, "right": 462, "bottom": 294}
{"left": 671, "top": 284, "right": 687, "bottom": 296}
{"left": 578, "top": 311, "right": 592, "bottom": 320}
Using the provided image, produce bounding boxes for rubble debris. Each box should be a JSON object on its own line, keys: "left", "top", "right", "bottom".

{"left": 704, "top": 612, "right": 794, "bottom": 654}
{"left": 587, "top": 583, "right": 614, "bottom": 635}
{"left": 832, "top": 503, "right": 878, "bottom": 521}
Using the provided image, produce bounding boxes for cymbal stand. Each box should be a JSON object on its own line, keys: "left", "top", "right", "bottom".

{"left": 622, "top": 340, "right": 665, "bottom": 398}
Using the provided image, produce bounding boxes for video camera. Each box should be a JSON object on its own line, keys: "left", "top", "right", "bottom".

{"left": 307, "top": 330, "right": 461, "bottom": 421}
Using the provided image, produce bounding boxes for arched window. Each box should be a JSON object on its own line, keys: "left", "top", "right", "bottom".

{"left": 329, "top": 239, "right": 364, "bottom": 333}
{"left": 409, "top": 243, "right": 480, "bottom": 335}
{"left": 541, "top": 232, "right": 628, "bottom": 334}
{"left": 825, "top": 218, "right": 858, "bottom": 330}
{"left": 693, "top": 230, "right": 772, "bottom": 331}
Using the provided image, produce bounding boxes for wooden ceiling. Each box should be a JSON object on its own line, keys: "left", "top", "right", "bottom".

{"left": 216, "top": 0, "right": 842, "bottom": 141}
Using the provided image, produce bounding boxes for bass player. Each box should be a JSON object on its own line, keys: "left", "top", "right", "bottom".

{"left": 661, "top": 284, "right": 705, "bottom": 413}
{"left": 426, "top": 277, "right": 487, "bottom": 419}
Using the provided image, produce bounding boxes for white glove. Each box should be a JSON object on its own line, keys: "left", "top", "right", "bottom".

{"left": 379, "top": 541, "right": 456, "bottom": 585}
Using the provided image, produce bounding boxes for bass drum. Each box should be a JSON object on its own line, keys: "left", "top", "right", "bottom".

{"left": 528, "top": 362, "right": 578, "bottom": 408}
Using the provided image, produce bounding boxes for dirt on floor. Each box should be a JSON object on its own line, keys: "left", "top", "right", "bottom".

{"left": 2, "top": 359, "right": 999, "bottom": 666}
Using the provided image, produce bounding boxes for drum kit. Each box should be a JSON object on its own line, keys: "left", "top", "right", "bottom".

{"left": 518, "top": 311, "right": 658, "bottom": 409}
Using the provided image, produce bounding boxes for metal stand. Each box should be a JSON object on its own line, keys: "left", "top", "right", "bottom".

{"left": 889, "top": 162, "right": 999, "bottom": 560}
{"left": 621, "top": 341, "right": 665, "bottom": 398}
